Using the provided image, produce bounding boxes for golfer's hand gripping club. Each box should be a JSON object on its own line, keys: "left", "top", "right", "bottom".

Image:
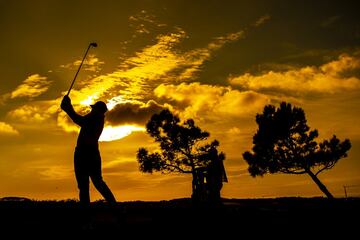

{"left": 61, "top": 95, "right": 71, "bottom": 111}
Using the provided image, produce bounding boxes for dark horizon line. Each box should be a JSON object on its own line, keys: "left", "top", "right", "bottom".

{"left": 1, "top": 195, "right": 358, "bottom": 203}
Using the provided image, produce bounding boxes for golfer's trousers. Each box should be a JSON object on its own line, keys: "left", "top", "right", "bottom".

{"left": 74, "top": 146, "right": 116, "bottom": 204}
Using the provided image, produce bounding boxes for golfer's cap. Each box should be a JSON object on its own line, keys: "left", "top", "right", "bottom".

{"left": 91, "top": 101, "right": 108, "bottom": 113}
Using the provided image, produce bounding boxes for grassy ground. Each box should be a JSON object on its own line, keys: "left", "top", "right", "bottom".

{"left": 0, "top": 197, "right": 359, "bottom": 236}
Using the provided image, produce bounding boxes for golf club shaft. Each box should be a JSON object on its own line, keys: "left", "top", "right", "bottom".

{"left": 66, "top": 44, "right": 93, "bottom": 96}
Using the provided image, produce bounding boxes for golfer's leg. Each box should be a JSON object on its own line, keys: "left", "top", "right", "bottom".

{"left": 90, "top": 153, "right": 116, "bottom": 203}
{"left": 91, "top": 175, "right": 116, "bottom": 203}
{"left": 74, "top": 149, "right": 90, "bottom": 205}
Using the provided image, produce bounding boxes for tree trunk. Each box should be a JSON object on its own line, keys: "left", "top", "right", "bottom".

{"left": 191, "top": 169, "right": 207, "bottom": 202}
{"left": 190, "top": 156, "right": 199, "bottom": 202}
{"left": 191, "top": 171, "right": 197, "bottom": 200}
{"left": 306, "top": 170, "right": 334, "bottom": 199}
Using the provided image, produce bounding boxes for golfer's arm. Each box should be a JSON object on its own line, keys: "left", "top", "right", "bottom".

{"left": 64, "top": 105, "right": 85, "bottom": 126}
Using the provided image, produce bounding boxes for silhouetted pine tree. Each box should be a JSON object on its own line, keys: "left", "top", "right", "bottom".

{"left": 137, "top": 109, "right": 226, "bottom": 202}
{"left": 243, "top": 102, "right": 351, "bottom": 198}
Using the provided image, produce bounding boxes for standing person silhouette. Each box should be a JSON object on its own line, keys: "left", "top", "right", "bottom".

{"left": 61, "top": 95, "right": 116, "bottom": 205}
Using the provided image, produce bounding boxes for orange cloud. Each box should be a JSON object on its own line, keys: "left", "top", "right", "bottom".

{"left": 7, "top": 100, "right": 59, "bottom": 123}
{"left": 229, "top": 54, "right": 360, "bottom": 94}
{"left": 10, "top": 74, "right": 51, "bottom": 99}
{"left": 0, "top": 122, "right": 19, "bottom": 136}
{"left": 154, "top": 82, "right": 270, "bottom": 120}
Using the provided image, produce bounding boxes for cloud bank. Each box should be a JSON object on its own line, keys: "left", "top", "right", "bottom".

{"left": 229, "top": 54, "right": 360, "bottom": 94}
{"left": 106, "top": 100, "right": 166, "bottom": 125}
{"left": 154, "top": 82, "right": 270, "bottom": 120}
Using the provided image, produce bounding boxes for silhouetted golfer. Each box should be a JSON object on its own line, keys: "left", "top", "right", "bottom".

{"left": 61, "top": 95, "right": 116, "bottom": 205}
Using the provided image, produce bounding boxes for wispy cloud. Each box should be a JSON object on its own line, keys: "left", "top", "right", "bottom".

{"left": 253, "top": 14, "right": 271, "bottom": 27}
{"left": 10, "top": 74, "right": 51, "bottom": 99}
{"left": 229, "top": 54, "right": 360, "bottom": 94}
{"left": 129, "top": 10, "right": 167, "bottom": 36}
{"left": 36, "top": 165, "right": 73, "bottom": 180}
{"left": 60, "top": 54, "right": 104, "bottom": 72}
{"left": 176, "top": 31, "right": 244, "bottom": 81}
{"left": 0, "top": 122, "right": 19, "bottom": 136}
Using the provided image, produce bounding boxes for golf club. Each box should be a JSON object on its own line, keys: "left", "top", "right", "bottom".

{"left": 66, "top": 42, "right": 98, "bottom": 96}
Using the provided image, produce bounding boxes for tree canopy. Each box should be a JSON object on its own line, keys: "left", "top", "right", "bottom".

{"left": 243, "top": 102, "right": 351, "bottom": 198}
{"left": 137, "top": 109, "right": 227, "bottom": 202}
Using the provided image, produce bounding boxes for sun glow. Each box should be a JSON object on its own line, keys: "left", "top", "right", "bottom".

{"left": 99, "top": 125, "right": 145, "bottom": 142}
{"left": 80, "top": 94, "right": 99, "bottom": 106}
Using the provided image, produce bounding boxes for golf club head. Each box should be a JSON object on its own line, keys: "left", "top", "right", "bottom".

{"left": 90, "top": 42, "right": 98, "bottom": 47}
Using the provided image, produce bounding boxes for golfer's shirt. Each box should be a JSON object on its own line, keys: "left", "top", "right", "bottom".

{"left": 62, "top": 102, "right": 104, "bottom": 149}
{"left": 76, "top": 112, "right": 104, "bottom": 149}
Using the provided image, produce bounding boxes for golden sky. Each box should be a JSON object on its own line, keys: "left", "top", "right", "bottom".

{"left": 0, "top": 0, "right": 360, "bottom": 200}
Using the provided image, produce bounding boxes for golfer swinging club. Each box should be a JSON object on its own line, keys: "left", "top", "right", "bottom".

{"left": 61, "top": 42, "right": 116, "bottom": 205}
